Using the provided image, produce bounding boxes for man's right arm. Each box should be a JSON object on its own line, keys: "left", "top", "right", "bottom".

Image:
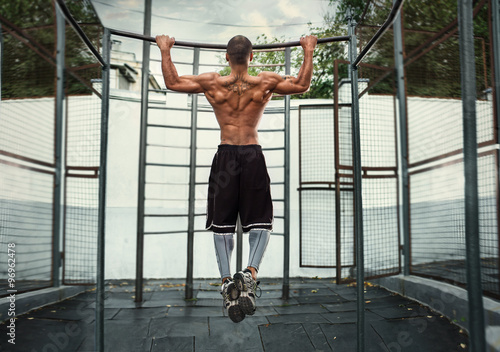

{"left": 265, "top": 35, "right": 317, "bottom": 95}
{"left": 156, "top": 35, "right": 212, "bottom": 93}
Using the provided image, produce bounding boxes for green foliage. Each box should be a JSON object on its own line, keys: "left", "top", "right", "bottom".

{"left": 301, "top": 15, "right": 348, "bottom": 99}
{"left": 218, "top": 12, "right": 348, "bottom": 99}
{"left": 219, "top": 35, "right": 290, "bottom": 77}
{"left": 1, "top": 0, "right": 102, "bottom": 99}
{"left": 332, "top": 0, "right": 366, "bottom": 23}
{"left": 329, "top": 0, "right": 491, "bottom": 98}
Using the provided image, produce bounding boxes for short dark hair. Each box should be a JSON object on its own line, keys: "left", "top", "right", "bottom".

{"left": 227, "top": 35, "right": 252, "bottom": 65}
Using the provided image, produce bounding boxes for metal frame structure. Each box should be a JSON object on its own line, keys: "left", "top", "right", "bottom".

{"left": 458, "top": 1, "right": 486, "bottom": 350}
{"left": 53, "top": 1, "right": 65, "bottom": 288}
{"left": 23, "top": 0, "right": 490, "bottom": 351}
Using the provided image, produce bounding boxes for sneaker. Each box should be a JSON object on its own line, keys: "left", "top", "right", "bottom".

{"left": 233, "top": 270, "right": 260, "bottom": 316}
{"left": 220, "top": 279, "right": 245, "bottom": 323}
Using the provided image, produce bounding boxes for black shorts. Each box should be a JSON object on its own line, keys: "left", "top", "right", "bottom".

{"left": 206, "top": 144, "right": 273, "bottom": 234}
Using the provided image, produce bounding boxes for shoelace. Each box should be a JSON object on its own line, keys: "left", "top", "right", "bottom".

{"left": 249, "top": 279, "right": 262, "bottom": 298}
{"left": 255, "top": 284, "right": 262, "bottom": 299}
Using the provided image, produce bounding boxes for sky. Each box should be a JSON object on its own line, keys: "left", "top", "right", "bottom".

{"left": 90, "top": 0, "right": 334, "bottom": 46}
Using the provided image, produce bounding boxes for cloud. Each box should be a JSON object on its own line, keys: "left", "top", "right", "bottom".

{"left": 241, "top": 11, "right": 273, "bottom": 38}
{"left": 116, "top": 0, "right": 142, "bottom": 10}
{"left": 277, "top": 0, "right": 304, "bottom": 20}
{"left": 104, "top": 11, "right": 131, "bottom": 20}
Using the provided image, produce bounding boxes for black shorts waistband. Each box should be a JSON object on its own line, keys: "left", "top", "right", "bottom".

{"left": 217, "top": 144, "right": 262, "bottom": 152}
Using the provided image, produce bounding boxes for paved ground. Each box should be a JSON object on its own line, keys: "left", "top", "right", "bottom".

{"left": 0, "top": 278, "right": 469, "bottom": 351}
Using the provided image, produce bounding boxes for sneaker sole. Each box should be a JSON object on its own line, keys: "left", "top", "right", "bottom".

{"left": 233, "top": 273, "right": 256, "bottom": 315}
{"left": 233, "top": 272, "right": 248, "bottom": 292}
{"left": 238, "top": 295, "right": 256, "bottom": 315}
{"left": 227, "top": 282, "right": 240, "bottom": 300}
{"left": 228, "top": 305, "right": 245, "bottom": 323}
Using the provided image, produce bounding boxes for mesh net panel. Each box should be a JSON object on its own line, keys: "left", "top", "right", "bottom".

{"left": 404, "top": 0, "right": 499, "bottom": 297}
{"left": 0, "top": 5, "right": 57, "bottom": 295}
{"left": 0, "top": 163, "right": 54, "bottom": 295}
{"left": 0, "top": 0, "right": 103, "bottom": 288}
{"left": 299, "top": 106, "right": 335, "bottom": 185}
{"left": 61, "top": 0, "right": 102, "bottom": 285}
{"left": 300, "top": 190, "right": 336, "bottom": 267}
{"left": 299, "top": 106, "right": 337, "bottom": 267}
{"left": 358, "top": 65, "right": 400, "bottom": 279}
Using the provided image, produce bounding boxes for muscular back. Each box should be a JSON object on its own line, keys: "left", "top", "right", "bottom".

{"left": 200, "top": 72, "right": 277, "bottom": 145}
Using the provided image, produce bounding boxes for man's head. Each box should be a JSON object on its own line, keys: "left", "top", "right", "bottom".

{"left": 226, "top": 35, "right": 253, "bottom": 66}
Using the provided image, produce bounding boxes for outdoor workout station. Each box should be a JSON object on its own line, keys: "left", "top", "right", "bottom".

{"left": 0, "top": 0, "right": 499, "bottom": 351}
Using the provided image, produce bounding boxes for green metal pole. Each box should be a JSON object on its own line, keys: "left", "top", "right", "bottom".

{"left": 457, "top": 0, "right": 486, "bottom": 351}
{"left": 282, "top": 47, "right": 291, "bottom": 300}
{"left": 392, "top": 0, "right": 410, "bottom": 275}
{"left": 236, "top": 216, "right": 243, "bottom": 273}
{"left": 96, "top": 27, "right": 111, "bottom": 352}
{"left": 348, "top": 9, "right": 365, "bottom": 352}
{"left": 135, "top": 0, "right": 152, "bottom": 303}
{"left": 186, "top": 47, "right": 199, "bottom": 300}
{"left": 53, "top": 1, "right": 66, "bottom": 288}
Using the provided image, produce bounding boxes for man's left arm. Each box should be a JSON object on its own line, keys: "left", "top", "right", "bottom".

{"left": 156, "top": 35, "right": 207, "bottom": 93}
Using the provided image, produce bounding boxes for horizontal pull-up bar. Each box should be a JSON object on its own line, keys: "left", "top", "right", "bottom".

{"left": 57, "top": 0, "right": 402, "bottom": 67}
{"left": 109, "top": 28, "right": 350, "bottom": 49}
{"left": 353, "top": 0, "right": 405, "bottom": 67}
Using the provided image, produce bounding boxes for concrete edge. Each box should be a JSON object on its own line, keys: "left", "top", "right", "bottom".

{"left": 372, "top": 275, "right": 500, "bottom": 352}
{"left": 0, "top": 285, "right": 89, "bottom": 323}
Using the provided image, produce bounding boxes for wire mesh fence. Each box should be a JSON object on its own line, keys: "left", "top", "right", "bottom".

{"left": 0, "top": 0, "right": 104, "bottom": 291}
{"left": 0, "top": 4, "right": 58, "bottom": 296}
{"left": 298, "top": 69, "right": 400, "bottom": 280}
{"left": 0, "top": 163, "right": 54, "bottom": 295}
{"left": 350, "top": 0, "right": 499, "bottom": 298}
{"left": 402, "top": 0, "right": 499, "bottom": 298}
{"left": 62, "top": 0, "right": 103, "bottom": 285}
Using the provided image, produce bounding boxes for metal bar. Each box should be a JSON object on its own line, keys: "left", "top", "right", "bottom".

{"left": 95, "top": 27, "right": 111, "bottom": 352}
{"left": 408, "top": 140, "right": 496, "bottom": 169}
{"left": 491, "top": 0, "right": 500, "bottom": 299}
{"left": 393, "top": 0, "right": 410, "bottom": 276}
{"left": 145, "top": 214, "right": 188, "bottom": 218}
{"left": 53, "top": 1, "right": 66, "bottom": 288}
{"left": 135, "top": 0, "right": 152, "bottom": 304}
{"left": 236, "top": 216, "right": 243, "bottom": 273}
{"left": 298, "top": 107, "right": 304, "bottom": 269}
{"left": 109, "top": 28, "right": 349, "bottom": 49}
{"left": 145, "top": 163, "right": 189, "bottom": 168}
{"left": 147, "top": 123, "right": 192, "bottom": 130}
{"left": 348, "top": 9, "right": 365, "bottom": 352}
{"left": 0, "top": 20, "right": 2, "bottom": 100}
{"left": 352, "top": 0, "right": 405, "bottom": 67}
{"left": 186, "top": 47, "right": 200, "bottom": 300}
{"left": 0, "top": 159, "right": 55, "bottom": 176}
{"left": 409, "top": 149, "right": 496, "bottom": 176}
{"left": 55, "top": 0, "right": 105, "bottom": 66}
{"left": 282, "top": 47, "right": 291, "bottom": 300}
{"left": 334, "top": 59, "right": 342, "bottom": 284}
{"left": 458, "top": 1, "right": 486, "bottom": 351}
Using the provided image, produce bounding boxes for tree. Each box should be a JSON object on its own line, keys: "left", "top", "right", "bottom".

{"left": 1, "top": 0, "right": 102, "bottom": 99}
{"left": 331, "top": 0, "right": 491, "bottom": 98}
{"left": 217, "top": 10, "right": 349, "bottom": 99}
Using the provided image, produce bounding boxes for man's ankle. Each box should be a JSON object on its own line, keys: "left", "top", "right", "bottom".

{"left": 246, "top": 266, "right": 257, "bottom": 281}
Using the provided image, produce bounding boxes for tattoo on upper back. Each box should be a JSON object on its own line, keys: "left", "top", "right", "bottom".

{"left": 223, "top": 74, "right": 255, "bottom": 96}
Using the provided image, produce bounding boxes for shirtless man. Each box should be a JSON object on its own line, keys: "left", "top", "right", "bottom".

{"left": 156, "top": 34, "right": 317, "bottom": 323}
